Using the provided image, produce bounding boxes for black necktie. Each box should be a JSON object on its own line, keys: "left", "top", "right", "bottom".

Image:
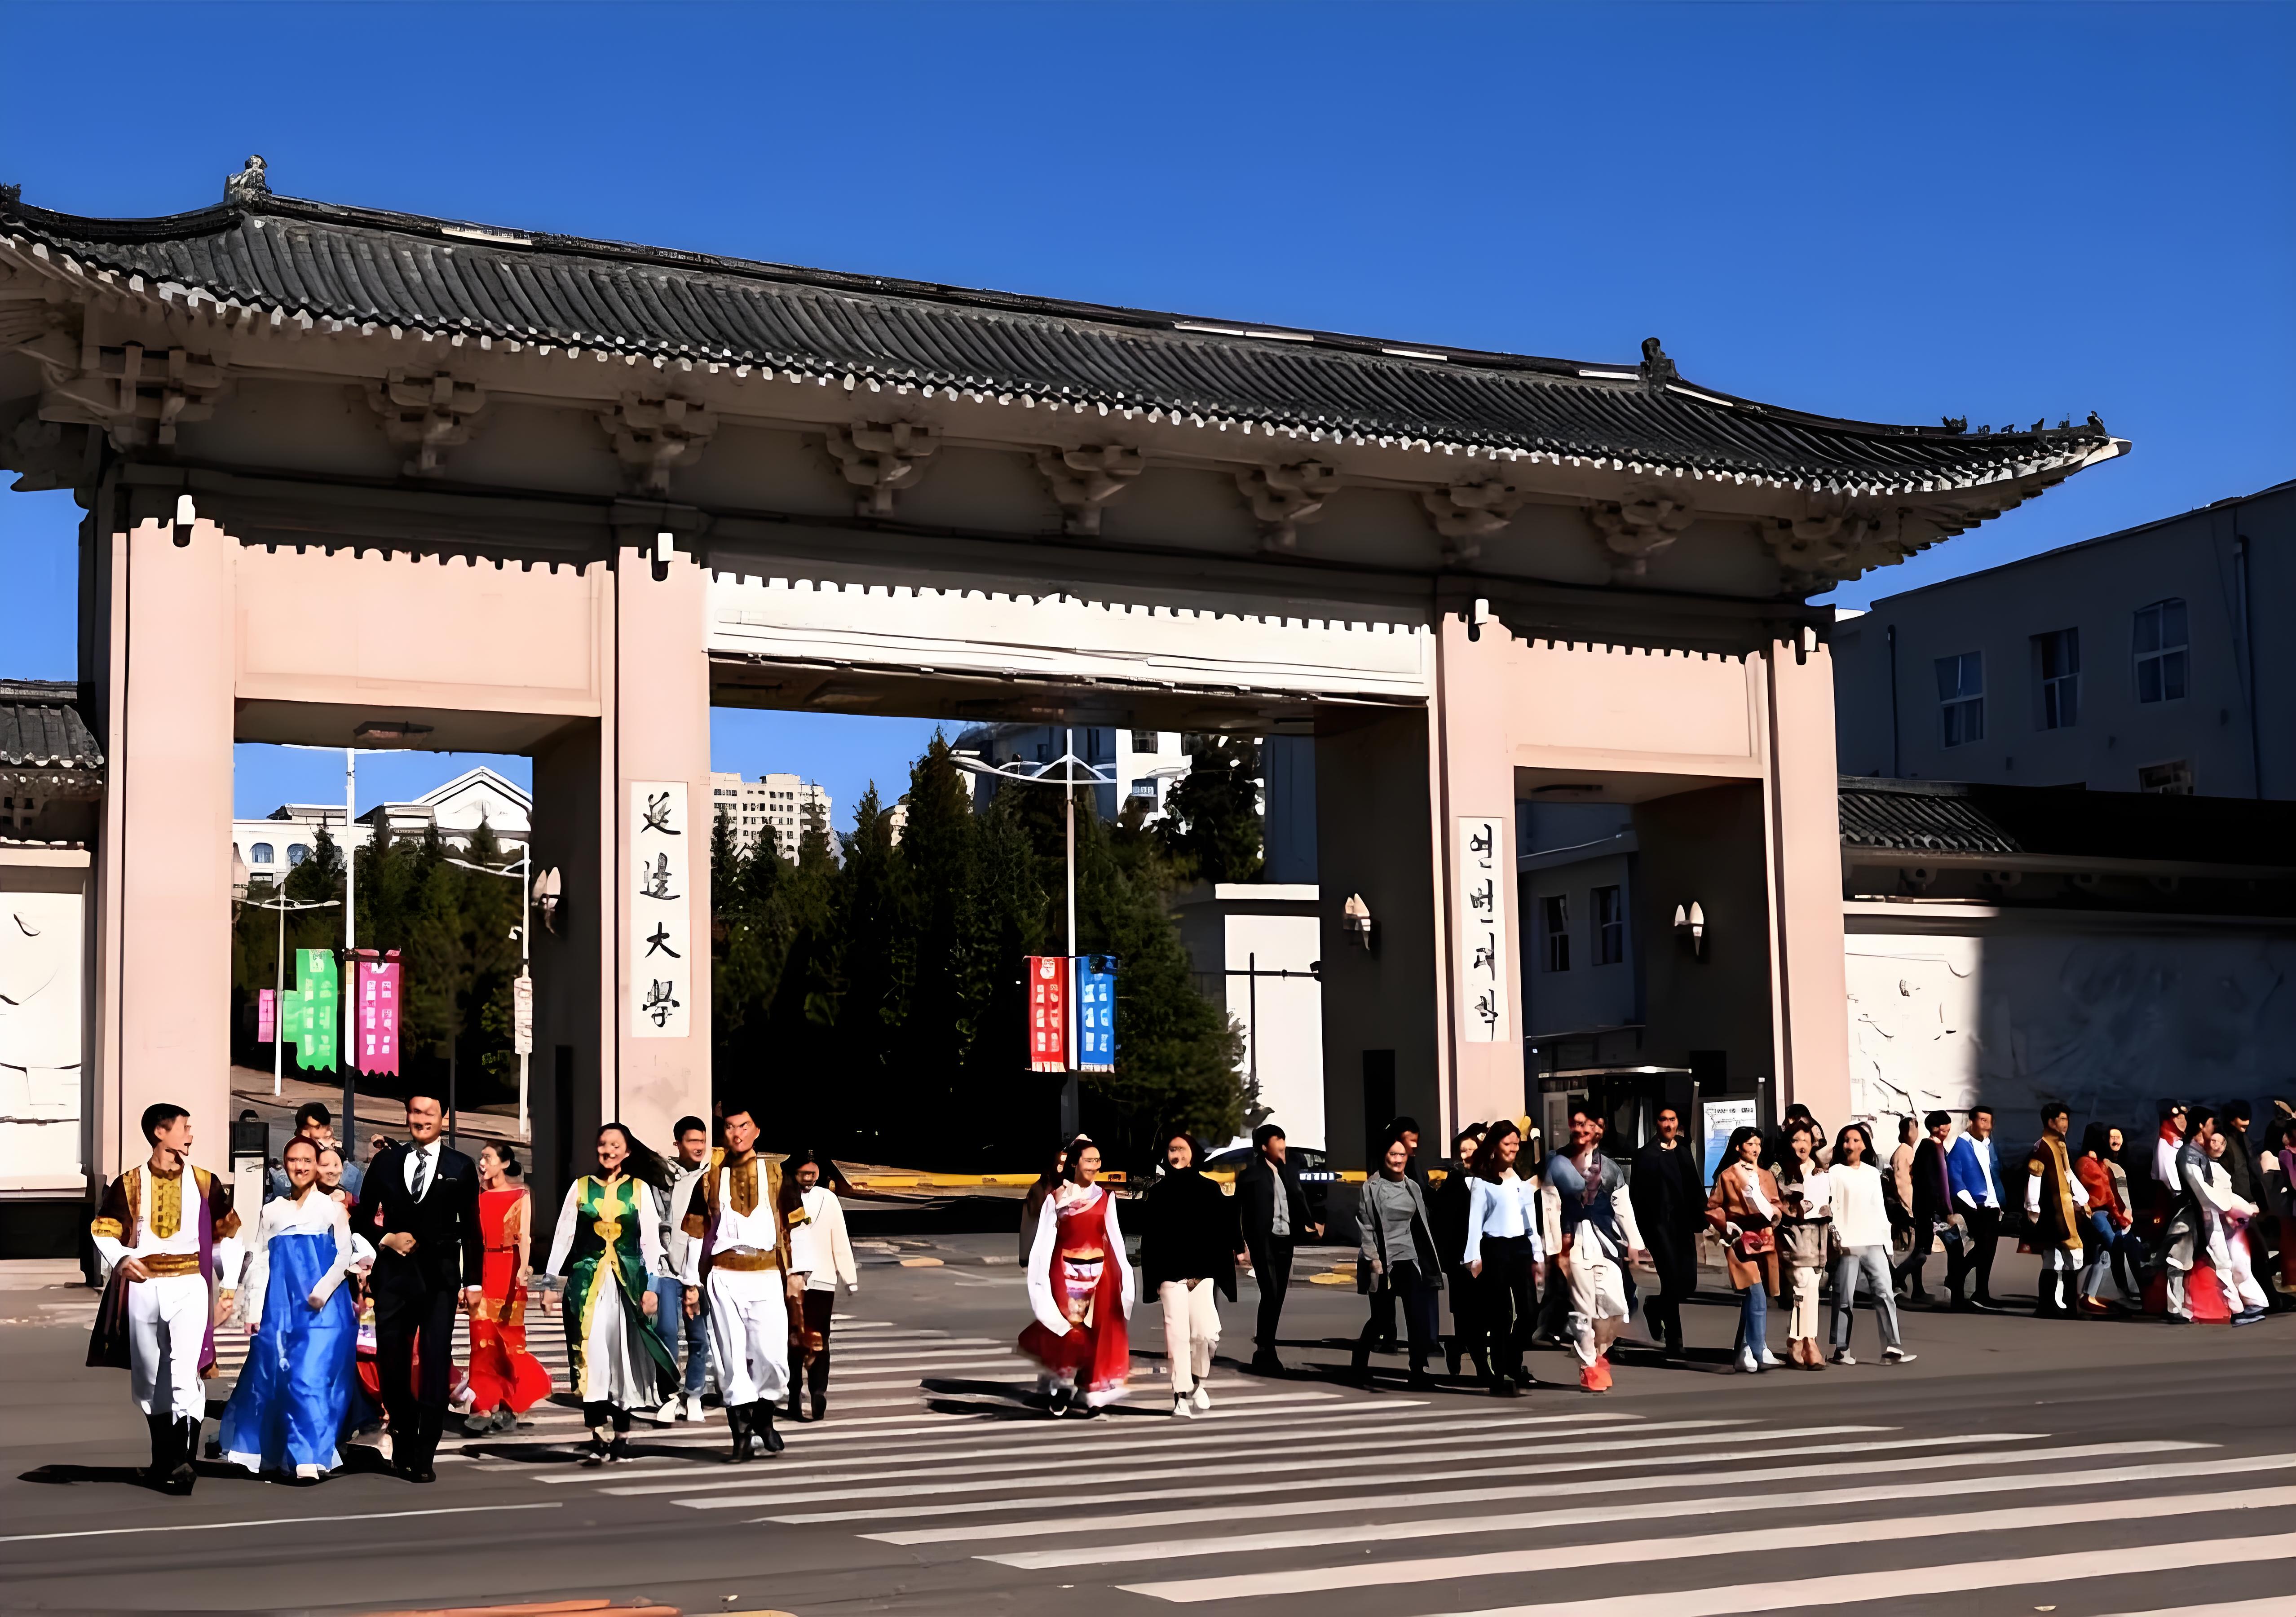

{"left": 411, "top": 1148, "right": 429, "bottom": 1202}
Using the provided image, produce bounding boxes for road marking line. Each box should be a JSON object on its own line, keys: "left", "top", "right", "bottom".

{"left": 874, "top": 1438, "right": 2203, "bottom": 1545}
{"left": 1119, "top": 1485, "right": 2296, "bottom": 1602}
{"left": 993, "top": 1454, "right": 2294, "bottom": 1568}
{"left": 1404, "top": 1534, "right": 2296, "bottom": 1617}
{"left": 2088, "top": 1602, "right": 2296, "bottom": 1617}
{"left": 773, "top": 1430, "right": 2042, "bottom": 1525}
{"left": 689, "top": 1423, "right": 1893, "bottom": 1511}
{"left": 0, "top": 1502, "right": 559, "bottom": 1546}
{"left": 597, "top": 1409, "right": 1660, "bottom": 1495}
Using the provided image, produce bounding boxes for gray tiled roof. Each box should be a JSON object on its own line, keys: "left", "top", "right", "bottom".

{"left": 0, "top": 684, "right": 102, "bottom": 771}
{"left": 1840, "top": 776, "right": 2296, "bottom": 866}
{"left": 1840, "top": 778, "right": 2020, "bottom": 854}
{"left": 0, "top": 189, "right": 2110, "bottom": 494}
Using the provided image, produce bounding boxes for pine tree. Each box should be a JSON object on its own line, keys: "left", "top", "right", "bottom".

{"left": 1157, "top": 737, "right": 1265, "bottom": 884}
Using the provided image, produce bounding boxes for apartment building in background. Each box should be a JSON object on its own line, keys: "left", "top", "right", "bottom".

{"left": 709, "top": 770, "right": 834, "bottom": 859}
{"left": 1832, "top": 479, "right": 2296, "bottom": 798}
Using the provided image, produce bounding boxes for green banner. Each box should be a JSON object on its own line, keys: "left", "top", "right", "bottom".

{"left": 291, "top": 949, "right": 338, "bottom": 1071}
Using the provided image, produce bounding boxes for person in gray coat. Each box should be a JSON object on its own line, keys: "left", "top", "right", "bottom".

{"left": 1350, "top": 1132, "right": 1444, "bottom": 1390}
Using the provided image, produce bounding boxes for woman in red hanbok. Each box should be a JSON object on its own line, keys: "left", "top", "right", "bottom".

{"left": 1020, "top": 1135, "right": 1135, "bottom": 1416}
{"left": 462, "top": 1144, "right": 554, "bottom": 1434}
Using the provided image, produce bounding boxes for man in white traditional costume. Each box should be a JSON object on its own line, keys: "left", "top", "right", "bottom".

{"left": 682, "top": 1101, "right": 798, "bottom": 1461}
{"left": 88, "top": 1103, "right": 243, "bottom": 1494}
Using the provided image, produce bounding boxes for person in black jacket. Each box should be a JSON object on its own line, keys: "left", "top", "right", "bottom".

{"left": 1234, "top": 1122, "right": 1321, "bottom": 1375}
{"left": 1431, "top": 1124, "right": 1488, "bottom": 1378}
{"left": 1892, "top": 1110, "right": 1956, "bottom": 1308}
{"left": 353, "top": 1094, "right": 483, "bottom": 1482}
{"left": 1137, "top": 1130, "right": 1238, "bottom": 1417}
{"left": 1629, "top": 1105, "right": 1705, "bottom": 1359}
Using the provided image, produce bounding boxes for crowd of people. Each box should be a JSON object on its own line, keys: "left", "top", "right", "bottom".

{"left": 88, "top": 1094, "right": 857, "bottom": 1490}
{"left": 87, "top": 1087, "right": 2289, "bottom": 1490}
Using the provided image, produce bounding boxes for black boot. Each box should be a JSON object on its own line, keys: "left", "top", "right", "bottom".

{"left": 752, "top": 1400, "right": 784, "bottom": 1455}
{"left": 166, "top": 1417, "right": 200, "bottom": 1495}
{"left": 142, "top": 1412, "right": 173, "bottom": 1487}
{"left": 725, "top": 1402, "right": 754, "bottom": 1463}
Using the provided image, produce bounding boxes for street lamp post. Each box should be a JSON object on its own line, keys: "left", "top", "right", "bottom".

{"left": 239, "top": 893, "right": 341, "bottom": 1096}
{"left": 951, "top": 730, "right": 1117, "bottom": 1140}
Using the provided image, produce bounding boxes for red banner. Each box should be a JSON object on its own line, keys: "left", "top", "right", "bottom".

{"left": 1027, "top": 954, "right": 1069, "bottom": 1073}
{"left": 353, "top": 954, "right": 402, "bottom": 1077}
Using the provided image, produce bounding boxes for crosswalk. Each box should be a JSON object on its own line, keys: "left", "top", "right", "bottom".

{"left": 472, "top": 1352, "right": 2296, "bottom": 1615}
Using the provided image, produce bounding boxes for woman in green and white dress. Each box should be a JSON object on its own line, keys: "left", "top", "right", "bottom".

{"left": 541, "top": 1124, "right": 679, "bottom": 1465}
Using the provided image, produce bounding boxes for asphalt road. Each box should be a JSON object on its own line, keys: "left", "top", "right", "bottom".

{"left": 4, "top": 1233, "right": 2292, "bottom": 1617}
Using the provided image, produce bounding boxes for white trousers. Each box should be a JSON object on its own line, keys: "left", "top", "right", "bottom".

{"left": 2224, "top": 1230, "right": 2268, "bottom": 1312}
{"left": 705, "top": 1267, "right": 790, "bottom": 1406}
{"left": 1564, "top": 1248, "right": 1627, "bottom": 1367}
{"left": 1157, "top": 1280, "right": 1220, "bottom": 1394}
{"left": 1788, "top": 1266, "right": 1824, "bottom": 1340}
{"left": 128, "top": 1272, "right": 211, "bottom": 1419}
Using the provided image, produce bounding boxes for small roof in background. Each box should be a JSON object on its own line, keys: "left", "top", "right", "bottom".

{"left": 1839, "top": 775, "right": 2296, "bottom": 867}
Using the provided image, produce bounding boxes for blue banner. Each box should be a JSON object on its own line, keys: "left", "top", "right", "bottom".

{"left": 1077, "top": 955, "right": 1117, "bottom": 1072}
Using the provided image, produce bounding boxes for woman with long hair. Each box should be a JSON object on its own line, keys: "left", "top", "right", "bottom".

{"left": 1826, "top": 1123, "right": 1912, "bottom": 1365}
{"left": 1775, "top": 1119, "right": 1832, "bottom": 1369}
{"left": 1351, "top": 1130, "right": 1444, "bottom": 1391}
{"left": 541, "top": 1123, "right": 679, "bottom": 1465}
{"left": 782, "top": 1145, "right": 858, "bottom": 1424}
{"left": 1138, "top": 1129, "right": 1236, "bottom": 1417}
{"left": 462, "top": 1143, "right": 553, "bottom": 1434}
{"left": 1019, "top": 1134, "right": 1135, "bottom": 1416}
{"left": 1431, "top": 1125, "right": 1487, "bottom": 1380}
{"left": 1461, "top": 1119, "right": 1541, "bottom": 1396}
{"left": 214, "top": 1137, "right": 359, "bottom": 1482}
{"left": 1709, "top": 1125, "right": 1784, "bottom": 1374}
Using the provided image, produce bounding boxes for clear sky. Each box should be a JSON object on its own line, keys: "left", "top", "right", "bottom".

{"left": 4, "top": 2, "right": 2288, "bottom": 820}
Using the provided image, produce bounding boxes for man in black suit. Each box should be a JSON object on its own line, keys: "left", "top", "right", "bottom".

{"left": 354, "top": 1093, "right": 482, "bottom": 1482}
{"left": 1893, "top": 1110, "right": 1956, "bottom": 1307}
{"left": 1234, "top": 1122, "right": 1321, "bottom": 1375}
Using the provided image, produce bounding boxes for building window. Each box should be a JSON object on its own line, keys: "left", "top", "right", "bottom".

{"left": 2134, "top": 598, "right": 2188, "bottom": 704}
{"left": 250, "top": 841, "right": 274, "bottom": 865}
{"left": 1592, "top": 885, "right": 1624, "bottom": 966}
{"left": 2138, "top": 760, "right": 2194, "bottom": 795}
{"left": 1541, "top": 894, "right": 1570, "bottom": 973}
{"left": 1130, "top": 730, "right": 1158, "bottom": 755}
{"left": 1935, "top": 652, "right": 1984, "bottom": 747}
{"left": 286, "top": 844, "right": 309, "bottom": 866}
{"left": 2035, "top": 628, "right": 2080, "bottom": 729}
{"left": 1129, "top": 778, "right": 1159, "bottom": 804}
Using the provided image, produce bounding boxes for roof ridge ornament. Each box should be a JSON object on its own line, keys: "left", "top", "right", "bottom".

{"left": 224, "top": 155, "right": 270, "bottom": 207}
{"left": 1637, "top": 338, "right": 1678, "bottom": 388}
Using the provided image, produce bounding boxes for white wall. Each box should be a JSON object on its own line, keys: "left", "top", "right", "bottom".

{"left": 1226, "top": 904, "right": 1326, "bottom": 1151}
{"left": 0, "top": 861, "right": 87, "bottom": 1192}
{"left": 1845, "top": 907, "right": 2296, "bottom": 1136}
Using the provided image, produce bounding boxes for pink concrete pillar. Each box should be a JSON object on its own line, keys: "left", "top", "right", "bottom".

{"left": 607, "top": 538, "right": 712, "bottom": 1147}
{"left": 1762, "top": 640, "right": 1851, "bottom": 1123}
{"left": 1431, "top": 615, "right": 1528, "bottom": 1137}
{"left": 92, "top": 514, "right": 236, "bottom": 1180}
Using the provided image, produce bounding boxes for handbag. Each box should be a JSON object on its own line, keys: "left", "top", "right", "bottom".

{"left": 1733, "top": 1225, "right": 1775, "bottom": 1260}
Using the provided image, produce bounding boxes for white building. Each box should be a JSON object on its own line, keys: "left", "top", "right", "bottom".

{"left": 1171, "top": 883, "right": 1325, "bottom": 1152}
{"left": 710, "top": 770, "right": 831, "bottom": 860}
{"left": 232, "top": 765, "right": 530, "bottom": 885}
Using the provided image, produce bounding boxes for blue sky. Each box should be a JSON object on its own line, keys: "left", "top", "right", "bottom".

{"left": 4, "top": 2, "right": 2288, "bottom": 821}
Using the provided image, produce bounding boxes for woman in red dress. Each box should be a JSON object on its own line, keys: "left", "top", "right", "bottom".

{"left": 1019, "top": 1134, "right": 1135, "bottom": 1417}
{"left": 462, "top": 1143, "right": 554, "bottom": 1435}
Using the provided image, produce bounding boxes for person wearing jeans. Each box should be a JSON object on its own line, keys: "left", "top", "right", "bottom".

{"left": 1708, "top": 1126, "right": 1782, "bottom": 1374}
{"left": 653, "top": 1116, "right": 714, "bottom": 1421}
{"left": 1826, "top": 1123, "right": 1912, "bottom": 1364}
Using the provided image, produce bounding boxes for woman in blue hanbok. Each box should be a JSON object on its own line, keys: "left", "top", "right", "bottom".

{"left": 217, "top": 1137, "right": 358, "bottom": 1481}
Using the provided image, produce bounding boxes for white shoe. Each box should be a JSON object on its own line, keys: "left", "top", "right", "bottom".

{"left": 1760, "top": 1350, "right": 1784, "bottom": 1367}
{"left": 1737, "top": 1348, "right": 1761, "bottom": 1374}
{"left": 685, "top": 1393, "right": 707, "bottom": 1423}
{"left": 1830, "top": 1350, "right": 1856, "bottom": 1366}
{"left": 1171, "top": 1394, "right": 1196, "bottom": 1419}
{"left": 1882, "top": 1346, "right": 1916, "bottom": 1364}
{"left": 1191, "top": 1385, "right": 1211, "bottom": 1412}
{"left": 655, "top": 1396, "right": 683, "bottom": 1423}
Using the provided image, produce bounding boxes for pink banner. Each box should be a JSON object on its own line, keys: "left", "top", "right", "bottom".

{"left": 353, "top": 954, "right": 402, "bottom": 1077}
{"left": 257, "top": 988, "right": 276, "bottom": 1044}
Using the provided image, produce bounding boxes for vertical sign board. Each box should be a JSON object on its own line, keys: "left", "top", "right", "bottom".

{"left": 631, "top": 782, "right": 691, "bottom": 1038}
{"left": 1028, "top": 955, "right": 1069, "bottom": 1072}
{"left": 1077, "top": 957, "right": 1116, "bottom": 1072}
{"left": 355, "top": 957, "right": 402, "bottom": 1077}
{"left": 291, "top": 949, "right": 338, "bottom": 1072}
{"left": 512, "top": 972, "right": 534, "bottom": 1056}
{"left": 256, "top": 988, "right": 276, "bottom": 1045}
{"left": 1456, "top": 817, "right": 1509, "bottom": 1043}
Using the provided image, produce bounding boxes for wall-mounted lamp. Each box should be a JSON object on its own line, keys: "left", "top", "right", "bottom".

{"left": 1465, "top": 596, "right": 1494, "bottom": 642}
{"left": 533, "top": 866, "right": 563, "bottom": 933}
{"left": 172, "top": 494, "right": 198, "bottom": 548}
{"left": 1672, "top": 900, "right": 1706, "bottom": 961}
{"left": 1343, "top": 892, "right": 1375, "bottom": 951}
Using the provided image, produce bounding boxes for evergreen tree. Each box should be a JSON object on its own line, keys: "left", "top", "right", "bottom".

{"left": 1157, "top": 738, "right": 1264, "bottom": 884}
{"left": 893, "top": 736, "right": 991, "bottom": 1155}
{"left": 833, "top": 784, "right": 914, "bottom": 1159}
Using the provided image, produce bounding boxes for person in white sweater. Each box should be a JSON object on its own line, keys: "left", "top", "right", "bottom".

{"left": 1827, "top": 1124, "right": 1914, "bottom": 1365}
{"left": 782, "top": 1146, "right": 859, "bottom": 1422}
